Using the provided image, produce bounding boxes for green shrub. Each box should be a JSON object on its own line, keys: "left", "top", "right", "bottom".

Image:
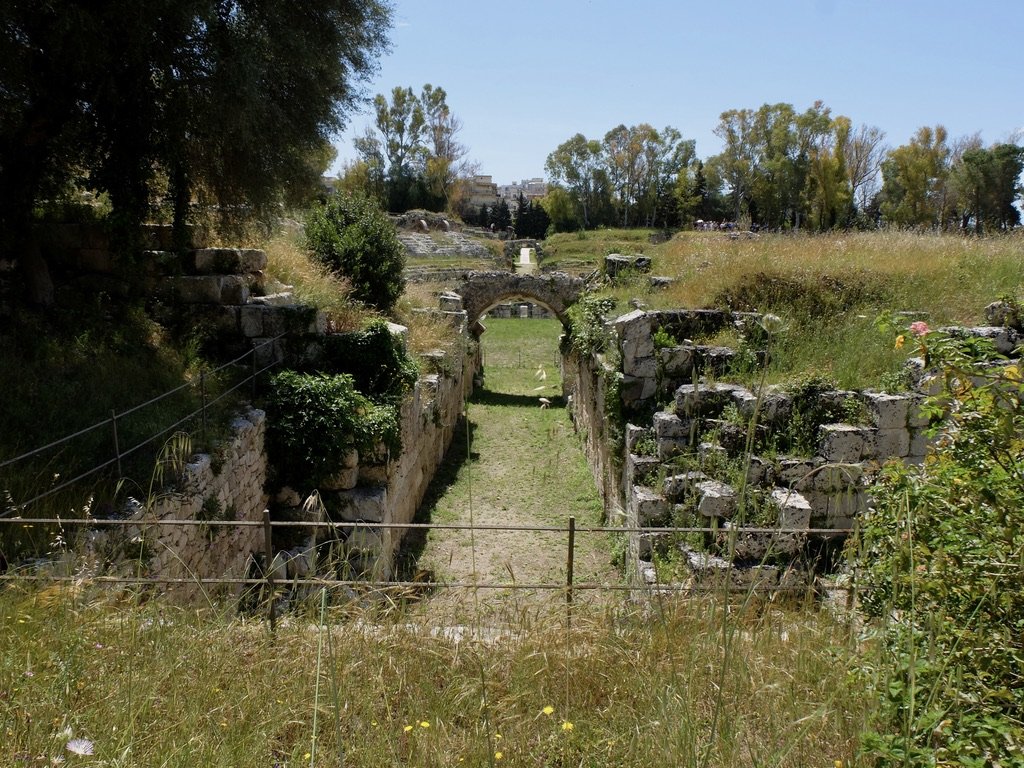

{"left": 318, "top": 319, "right": 419, "bottom": 403}
{"left": 851, "top": 330, "right": 1024, "bottom": 766}
{"left": 566, "top": 294, "right": 616, "bottom": 357}
{"left": 265, "top": 370, "right": 399, "bottom": 489}
{"left": 304, "top": 193, "right": 405, "bottom": 312}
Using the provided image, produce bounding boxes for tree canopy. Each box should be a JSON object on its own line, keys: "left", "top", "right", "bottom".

{"left": 0, "top": 0, "right": 392, "bottom": 289}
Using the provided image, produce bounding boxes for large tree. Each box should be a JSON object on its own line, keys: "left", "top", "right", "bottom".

{"left": 1, "top": 0, "right": 391, "bottom": 302}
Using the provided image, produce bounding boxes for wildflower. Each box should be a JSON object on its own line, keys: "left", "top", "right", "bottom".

{"left": 561, "top": 721, "right": 574, "bottom": 732}
{"left": 494, "top": 751, "right": 503, "bottom": 761}
{"left": 909, "top": 321, "right": 930, "bottom": 337}
{"left": 303, "top": 752, "right": 311, "bottom": 760}
{"left": 1005, "top": 365, "right": 1021, "bottom": 381}
{"left": 542, "top": 705, "right": 554, "bottom": 715}
{"left": 66, "top": 738, "right": 94, "bottom": 756}
{"left": 494, "top": 733, "right": 501, "bottom": 741}
{"left": 894, "top": 334, "right": 905, "bottom": 350}
{"left": 403, "top": 724, "right": 413, "bottom": 732}
{"left": 419, "top": 721, "right": 430, "bottom": 729}
{"left": 834, "top": 761, "right": 843, "bottom": 768}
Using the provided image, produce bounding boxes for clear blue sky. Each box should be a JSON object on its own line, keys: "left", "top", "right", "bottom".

{"left": 331, "top": 0, "right": 1024, "bottom": 185}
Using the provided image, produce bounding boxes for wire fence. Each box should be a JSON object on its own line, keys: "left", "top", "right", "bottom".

{"left": 0, "top": 334, "right": 286, "bottom": 518}
{"left": 0, "top": 512, "right": 865, "bottom": 629}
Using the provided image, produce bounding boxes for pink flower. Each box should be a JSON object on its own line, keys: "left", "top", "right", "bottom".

{"left": 909, "top": 321, "right": 930, "bottom": 337}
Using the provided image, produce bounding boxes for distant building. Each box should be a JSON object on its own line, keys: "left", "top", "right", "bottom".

{"left": 497, "top": 178, "right": 548, "bottom": 209}
{"left": 467, "top": 175, "right": 499, "bottom": 209}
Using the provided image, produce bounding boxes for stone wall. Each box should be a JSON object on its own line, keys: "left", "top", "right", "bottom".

{"left": 128, "top": 408, "right": 269, "bottom": 599}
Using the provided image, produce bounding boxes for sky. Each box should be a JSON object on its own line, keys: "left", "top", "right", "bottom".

{"left": 330, "top": 0, "right": 1024, "bottom": 186}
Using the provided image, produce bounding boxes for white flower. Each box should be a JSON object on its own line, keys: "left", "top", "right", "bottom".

{"left": 66, "top": 738, "right": 94, "bottom": 756}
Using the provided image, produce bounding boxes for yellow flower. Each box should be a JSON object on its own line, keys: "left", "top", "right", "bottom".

{"left": 304, "top": 753, "right": 311, "bottom": 760}
{"left": 1005, "top": 364, "right": 1021, "bottom": 381}
{"left": 403, "top": 724, "right": 413, "bottom": 732}
{"left": 495, "top": 751, "right": 503, "bottom": 761}
{"left": 542, "top": 705, "right": 555, "bottom": 715}
{"left": 419, "top": 721, "right": 430, "bottom": 728}
{"left": 834, "top": 761, "right": 843, "bottom": 768}
{"left": 561, "top": 721, "right": 574, "bottom": 732}
{"left": 894, "top": 334, "right": 905, "bottom": 350}
{"left": 494, "top": 733, "right": 502, "bottom": 741}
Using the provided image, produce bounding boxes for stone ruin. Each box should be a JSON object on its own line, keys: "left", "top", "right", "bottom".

{"left": 564, "top": 304, "right": 1023, "bottom": 592}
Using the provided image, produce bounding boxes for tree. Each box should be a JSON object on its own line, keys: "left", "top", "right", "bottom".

{"left": 304, "top": 193, "right": 405, "bottom": 313}
{"left": 491, "top": 198, "right": 512, "bottom": 232}
{"left": 844, "top": 123, "right": 887, "bottom": 213}
{"left": 0, "top": 0, "right": 392, "bottom": 303}
{"left": 880, "top": 126, "right": 952, "bottom": 229}
{"left": 950, "top": 143, "right": 1024, "bottom": 233}
{"left": 544, "top": 133, "right": 605, "bottom": 229}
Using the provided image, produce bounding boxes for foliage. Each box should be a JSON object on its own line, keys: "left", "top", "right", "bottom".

{"left": 0, "top": 0, "right": 390, "bottom": 267}
{"left": 304, "top": 193, "right": 406, "bottom": 312}
{"left": 265, "top": 370, "right": 399, "bottom": 489}
{"left": 565, "top": 295, "right": 617, "bottom": 357}
{"left": 852, "top": 327, "right": 1024, "bottom": 766}
{"left": 317, "top": 319, "right": 419, "bottom": 403}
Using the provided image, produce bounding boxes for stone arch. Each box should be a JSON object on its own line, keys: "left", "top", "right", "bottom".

{"left": 452, "top": 271, "right": 588, "bottom": 333}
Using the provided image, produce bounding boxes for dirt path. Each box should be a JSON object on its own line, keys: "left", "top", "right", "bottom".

{"left": 407, "top": 319, "right": 618, "bottom": 622}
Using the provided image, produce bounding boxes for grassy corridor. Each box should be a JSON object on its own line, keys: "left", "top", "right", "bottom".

{"left": 406, "top": 317, "right": 618, "bottom": 619}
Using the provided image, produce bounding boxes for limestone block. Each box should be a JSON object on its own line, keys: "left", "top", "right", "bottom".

{"left": 624, "top": 354, "right": 657, "bottom": 379}
{"left": 321, "top": 466, "right": 359, "bottom": 491}
{"left": 620, "top": 374, "right": 657, "bottom": 406}
{"left": 874, "top": 428, "right": 911, "bottom": 459}
{"left": 818, "top": 424, "right": 876, "bottom": 463}
{"left": 745, "top": 455, "right": 776, "bottom": 487}
{"left": 825, "top": 491, "right": 867, "bottom": 529}
{"left": 770, "top": 488, "right": 812, "bottom": 529}
{"left": 627, "top": 455, "right": 662, "bottom": 486}
{"left": 168, "top": 275, "right": 224, "bottom": 304}
{"left": 698, "top": 442, "right": 728, "bottom": 462}
{"left": 657, "top": 438, "right": 690, "bottom": 460}
{"left": 181, "top": 455, "right": 213, "bottom": 496}
{"left": 340, "top": 448, "right": 359, "bottom": 469}
{"left": 730, "top": 388, "right": 759, "bottom": 420}
{"left": 908, "top": 396, "right": 931, "bottom": 428}
{"left": 810, "top": 462, "right": 862, "bottom": 492}
{"left": 611, "top": 310, "right": 654, "bottom": 363}
{"left": 239, "top": 306, "right": 264, "bottom": 337}
{"left": 777, "top": 458, "right": 819, "bottom": 490}
{"left": 219, "top": 274, "right": 250, "bottom": 305}
{"left": 663, "top": 471, "right": 709, "bottom": 501}
{"left": 862, "top": 391, "right": 912, "bottom": 430}
{"left": 334, "top": 486, "right": 388, "bottom": 523}
{"left": 909, "top": 429, "right": 935, "bottom": 460}
{"left": 720, "top": 524, "right": 805, "bottom": 560}
{"left": 683, "top": 547, "right": 781, "bottom": 590}
{"left": 694, "top": 346, "right": 735, "bottom": 377}
{"left": 238, "top": 249, "right": 268, "bottom": 273}
{"left": 653, "top": 412, "right": 694, "bottom": 440}
{"left": 659, "top": 346, "right": 694, "bottom": 379}
{"left": 674, "top": 382, "right": 742, "bottom": 418}
{"left": 695, "top": 480, "right": 737, "bottom": 519}
{"left": 625, "top": 424, "right": 650, "bottom": 451}
{"left": 632, "top": 486, "right": 670, "bottom": 526}
{"left": 386, "top": 321, "right": 409, "bottom": 351}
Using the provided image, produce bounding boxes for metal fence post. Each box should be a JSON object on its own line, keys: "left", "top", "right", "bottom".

{"left": 566, "top": 516, "right": 576, "bottom": 626}
{"left": 199, "top": 371, "right": 208, "bottom": 443}
{"left": 263, "top": 509, "right": 276, "bottom": 632}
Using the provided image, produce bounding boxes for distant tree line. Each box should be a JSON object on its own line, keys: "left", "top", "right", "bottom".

{"left": 542, "top": 101, "right": 1023, "bottom": 234}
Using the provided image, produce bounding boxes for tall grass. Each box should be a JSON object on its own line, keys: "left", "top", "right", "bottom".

{"left": 0, "top": 584, "right": 869, "bottom": 767}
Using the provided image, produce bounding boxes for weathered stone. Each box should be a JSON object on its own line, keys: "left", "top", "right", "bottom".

{"left": 335, "top": 486, "right": 388, "bottom": 523}
{"left": 818, "top": 424, "right": 876, "bottom": 463}
{"left": 777, "top": 457, "right": 821, "bottom": 490}
{"left": 240, "top": 305, "right": 264, "bottom": 337}
{"left": 695, "top": 480, "right": 737, "bottom": 519}
{"left": 874, "top": 428, "right": 911, "bottom": 458}
{"left": 653, "top": 412, "right": 694, "bottom": 440}
{"left": 985, "top": 300, "right": 1022, "bottom": 330}
{"left": 657, "top": 438, "right": 691, "bottom": 460}
{"left": 810, "top": 462, "right": 863, "bottom": 492}
{"left": 321, "top": 466, "right": 359, "bottom": 491}
{"left": 659, "top": 346, "right": 694, "bottom": 379}
{"left": 625, "top": 423, "right": 650, "bottom": 451}
{"left": 167, "top": 275, "right": 223, "bottom": 304}
{"left": 861, "top": 391, "right": 912, "bottom": 429}
{"left": 663, "top": 471, "right": 709, "bottom": 501}
{"left": 770, "top": 488, "right": 812, "bottom": 529}
{"left": 627, "top": 454, "right": 662, "bottom": 486}
{"left": 719, "top": 524, "right": 805, "bottom": 560}
{"left": 633, "top": 486, "right": 670, "bottom": 526}
{"left": 674, "top": 382, "right": 743, "bottom": 418}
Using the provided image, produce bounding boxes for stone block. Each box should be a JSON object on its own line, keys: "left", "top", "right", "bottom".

{"left": 695, "top": 480, "right": 737, "bottom": 519}
{"left": 694, "top": 346, "right": 735, "bottom": 376}
{"left": 770, "top": 488, "right": 812, "bottom": 529}
{"left": 663, "top": 471, "right": 709, "bottom": 501}
{"left": 321, "top": 466, "right": 359, "bottom": 491}
{"left": 620, "top": 374, "right": 657, "bottom": 406}
{"left": 653, "top": 412, "right": 694, "bottom": 440}
{"left": 238, "top": 249, "right": 268, "bottom": 273}
{"left": 625, "top": 423, "right": 649, "bottom": 451}
{"left": 633, "top": 486, "right": 670, "bottom": 526}
{"left": 674, "top": 382, "right": 742, "bottom": 418}
{"left": 240, "top": 305, "right": 264, "bottom": 337}
{"left": 627, "top": 454, "right": 662, "bottom": 486}
{"left": 874, "top": 428, "right": 911, "bottom": 459}
{"left": 659, "top": 346, "right": 694, "bottom": 378}
{"left": 745, "top": 455, "right": 775, "bottom": 487}
{"left": 719, "top": 524, "right": 805, "bottom": 560}
{"left": 810, "top": 462, "right": 862, "bottom": 492}
{"left": 909, "top": 429, "right": 935, "bottom": 460}
{"left": 777, "top": 458, "right": 821, "bottom": 490}
{"left": 335, "top": 486, "right": 388, "bottom": 523}
{"left": 818, "top": 424, "right": 876, "bottom": 463}
{"left": 168, "top": 275, "right": 223, "bottom": 304}
{"left": 861, "top": 391, "right": 912, "bottom": 430}
{"left": 624, "top": 355, "right": 657, "bottom": 379}
{"left": 358, "top": 462, "right": 392, "bottom": 486}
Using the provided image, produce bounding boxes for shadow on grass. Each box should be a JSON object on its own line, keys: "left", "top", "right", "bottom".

{"left": 469, "top": 390, "right": 564, "bottom": 408}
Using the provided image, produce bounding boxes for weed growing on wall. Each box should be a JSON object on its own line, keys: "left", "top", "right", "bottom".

{"left": 566, "top": 295, "right": 616, "bottom": 357}
{"left": 851, "top": 324, "right": 1024, "bottom": 765}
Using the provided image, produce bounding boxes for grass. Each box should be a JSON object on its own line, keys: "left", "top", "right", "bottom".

{"left": 550, "top": 229, "right": 1024, "bottom": 388}
{"left": 0, "top": 583, "right": 870, "bottom": 767}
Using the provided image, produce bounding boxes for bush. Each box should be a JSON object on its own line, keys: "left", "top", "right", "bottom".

{"left": 318, "top": 319, "right": 419, "bottom": 403}
{"left": 265, "top": 370, "right": 400, "bottom": 489}
{"left": 851, "top": 328, "right": 1024, "bottom": 766}
{"left": 304, "top": 193, "right": 405, "bottom": 312}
